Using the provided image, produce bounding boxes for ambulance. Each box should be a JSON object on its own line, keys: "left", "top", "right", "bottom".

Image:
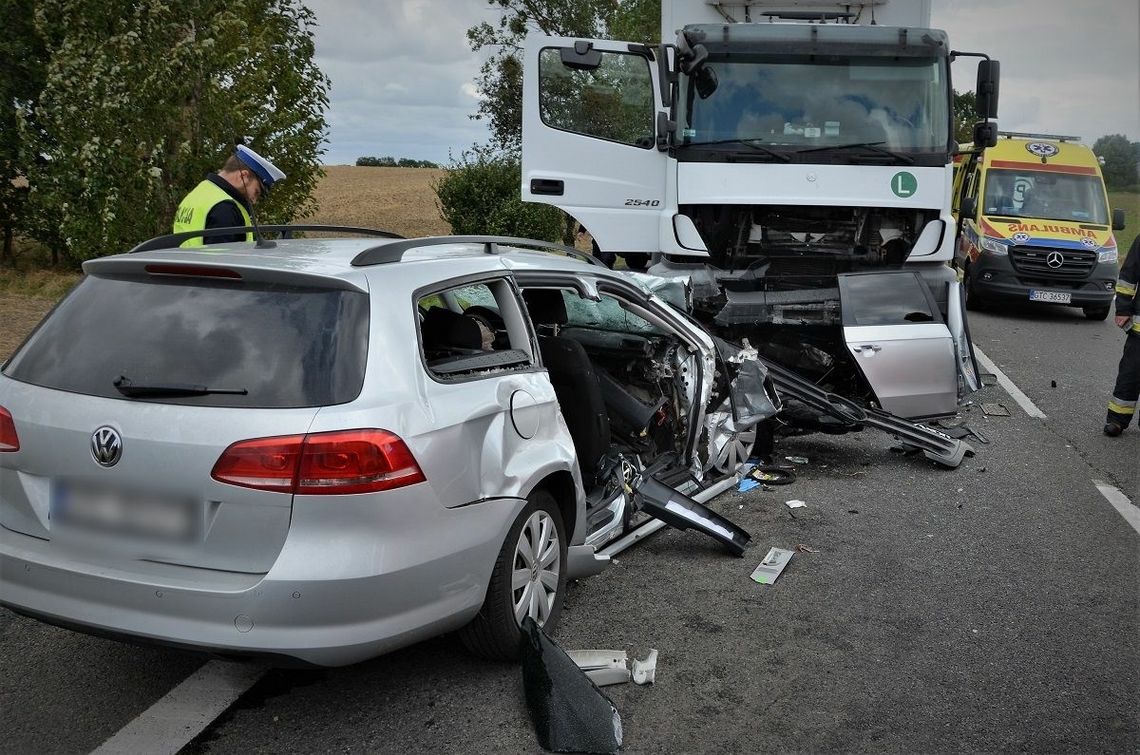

{"left": 952, "top": 132, "right": 1126, "bottom": 319}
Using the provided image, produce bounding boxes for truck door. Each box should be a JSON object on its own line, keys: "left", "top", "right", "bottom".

{"left": 838, "top": 272, "right": 959, "bottom": 419}
{"left": 522, "top": 36, "right": 670, "bottom": 254}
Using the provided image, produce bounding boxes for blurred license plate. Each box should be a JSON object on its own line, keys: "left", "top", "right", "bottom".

{"left": 51, "top": 482, "right": 199, "bottom": 542}
{"left": 1029, "top": 290, "right": 1071, "bottom": 304}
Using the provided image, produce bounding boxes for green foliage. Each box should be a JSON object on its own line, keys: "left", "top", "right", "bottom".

{"left": 355, "top": 156, "right": 439, "bottom": 168}
{"left": 18, "top": 0, "right": 329, "bottom": 266}
{"left": 434, "top": 146, "right": 563, "bottom": 240}
{"left": 1093, "top": 134, "right": 1140, "bottom": 191}
{"left": 467, "top": 0, "right": 661, "bottom": 152}
{"left": 952, "top": 89, "right": 977, "bottom": 146}
{"left": 0, "top": 0, "right": 47, "bottom": 264}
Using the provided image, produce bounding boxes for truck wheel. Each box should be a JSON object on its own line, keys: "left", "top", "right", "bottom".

{"left": 1083, "top": 305, "right": 1111, "bottom": 321}
{"left": 458, "top": 489, "right": 567, "bottom": 661}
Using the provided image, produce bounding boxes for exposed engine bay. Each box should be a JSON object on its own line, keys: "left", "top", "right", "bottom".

{"left": 662, "top": 203, "right": 945, "bottom": 397}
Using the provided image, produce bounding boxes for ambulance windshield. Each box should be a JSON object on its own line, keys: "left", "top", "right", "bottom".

{"left": 679, "top": 54, "right": 949, "bottom": 162}
{"left": 982, "top": 169, "right": 1109, "bottom": 224}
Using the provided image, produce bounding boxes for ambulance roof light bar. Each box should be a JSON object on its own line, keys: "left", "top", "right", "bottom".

{"left": 998, "top": 131, "right": 1081, "bottom": 143}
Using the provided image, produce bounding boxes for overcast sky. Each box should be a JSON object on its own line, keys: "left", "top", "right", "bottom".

{"left": 305, "top": 0, "right": 1140, "bottom": 165}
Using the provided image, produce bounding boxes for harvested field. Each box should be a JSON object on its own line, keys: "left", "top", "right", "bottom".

{"left": 306, "top": 165, "right": 449, "bottom": 237}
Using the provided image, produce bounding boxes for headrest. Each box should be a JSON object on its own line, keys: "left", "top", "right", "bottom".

{"left": 422, "top": 307, "right": 483, "bottom": 350}
{"left": 522, "top": 288, "right": 568, "bottom": 326}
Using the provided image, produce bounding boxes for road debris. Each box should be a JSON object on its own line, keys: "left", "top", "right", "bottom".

{"left": 794, "top": 544, "right": 820, "bottom": 554}
{"left": 747, "top": 465, "right": 796, "bottom": 485}
{"left": 521, "top": 618, "right": 622, "bottom": 754}
{"left": 981, "top": 402, "right": 1011, "bottom": 417}
{"left": 750, "top": 547, "right": 794, "bottom": 584}
{"left": 784, "top": 499, "right": 807, "bottom": 509}
{"left": 567, "top": 649, "right": 659, "bottom": 687}
{"left": 784, "top": 456, "right": 810, "bottom": 464}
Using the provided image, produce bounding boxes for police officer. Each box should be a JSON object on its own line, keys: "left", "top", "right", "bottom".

{"left": 172, "top": 145, "right": 285, "bottom": 246}
{"left": 1104, "top": 235, "right": 1140, "bottom": 437}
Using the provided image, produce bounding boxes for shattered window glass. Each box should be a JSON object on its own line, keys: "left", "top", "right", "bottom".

{"left": 562, "top": 291, "right": 662, "bottom": 334}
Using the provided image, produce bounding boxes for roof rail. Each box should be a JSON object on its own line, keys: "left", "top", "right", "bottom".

{"left": 998, "top": 131, "right": 1081, "bottom": 142}
{"left": 350, "top": 235, "right": 605, "bottom": 268}
{"left": 129, "top": 225, "right": 405, "bottom": 254}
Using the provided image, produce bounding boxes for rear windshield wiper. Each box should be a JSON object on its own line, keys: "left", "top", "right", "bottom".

{"left": 796, "top": 141, "right": 914, "bottom": 164}
{"left": 680, "top": 139, "right": 792, "bottom": 162}
{"left": 113, "top": 375, "right": 248, "bottom": 398}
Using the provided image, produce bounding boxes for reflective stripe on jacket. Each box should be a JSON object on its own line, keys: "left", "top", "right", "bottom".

{"left": 172, "top": 180, "right": 253, "bottom": 247}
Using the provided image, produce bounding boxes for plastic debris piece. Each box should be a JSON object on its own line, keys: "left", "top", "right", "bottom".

{"left": 738, "top": 477, "right": 762, "bottom": 493}
{"left": 747, "top": 466, "right": 796, "bottom": 485}
{"left": 631, "top": 650, "right": 658, "bottom": 685}
{"left": 794, "top": 544, "right": 819, "bottom": 554}
{"left": 785, "top": 456, "right": 809, "bottom": 464}
{"left": 521, "top": 618, "right": 622, "bottom": 754}
{"left": 980, "top": 402, "right": 1011, "bottom": 417}
{"left": 567, "top": 650, "right": 631, "bottom": 687}
{"left": 784, "top": 499, "right": 807, "bottom": 509}
{"left": 750, "top": 547, "right": 794, "bottom": 584}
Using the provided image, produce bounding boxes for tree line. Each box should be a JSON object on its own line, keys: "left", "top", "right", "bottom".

{"left": 355, "top": 157, "right": 440, "bottom": 168}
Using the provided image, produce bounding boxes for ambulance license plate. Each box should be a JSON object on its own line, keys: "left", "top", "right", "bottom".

{"left": 1028, "top": 290, "right": 1071, "bottom": 304}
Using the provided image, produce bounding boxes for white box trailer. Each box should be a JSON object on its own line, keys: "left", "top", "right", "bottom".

{"left": 520, "top": 0, "right": 999, "bottom": 418}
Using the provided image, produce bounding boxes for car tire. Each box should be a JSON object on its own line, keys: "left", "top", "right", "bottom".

{"left": 1083, "top": 305, "right": 1111, "bottom": 321}
{"left": 459, "top": 488, "right": 567, "bottom": 661}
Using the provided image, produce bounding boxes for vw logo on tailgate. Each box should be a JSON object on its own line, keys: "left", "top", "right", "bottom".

{"left": 91, "top": 426, "right": 123, "bottom": 467}
{"left": 1046, "top": 251, "right": 1064, "bottom": 269}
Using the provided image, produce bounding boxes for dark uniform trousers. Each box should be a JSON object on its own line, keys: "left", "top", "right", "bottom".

{"left": 1107, "top": 333, "right": 1140, "bottom": 428}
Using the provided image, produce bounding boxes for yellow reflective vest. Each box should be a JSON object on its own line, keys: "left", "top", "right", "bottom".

{"left": 172, "top": 179, "right": 253, "bottom": 247}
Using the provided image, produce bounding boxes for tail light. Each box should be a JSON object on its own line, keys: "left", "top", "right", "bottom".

{"left": 0, "top": 406, "right": 18, "bottom": 452}
{"left": 211, "top": 429, "right": 425, "bottom": 494}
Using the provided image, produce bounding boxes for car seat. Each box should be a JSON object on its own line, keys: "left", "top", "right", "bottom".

{"left": 522, "top": 288, "right": 611, "bottom": 484}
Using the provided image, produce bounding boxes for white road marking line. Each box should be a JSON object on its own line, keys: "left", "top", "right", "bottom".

{"left": 1094, "top": 481, "right": 1140, "bottom": 536}
{"left": 973, "top": 346, "right": 1047, "bottom": 419}
{"left": 91, "top": 660, "right": 265, "bottom": 755}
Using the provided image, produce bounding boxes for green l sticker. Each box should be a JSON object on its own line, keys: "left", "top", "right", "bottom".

{"left": 891, "top": 171, "right": 917, "bottom": 197}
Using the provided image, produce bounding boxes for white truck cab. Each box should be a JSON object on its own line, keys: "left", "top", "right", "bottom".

{"left": 521, "top": 0, "right": 999, "bottom": 419}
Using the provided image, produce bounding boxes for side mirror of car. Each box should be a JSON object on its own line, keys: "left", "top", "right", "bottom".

{"left": 1112, "top": 207, "right": 1126, "bottom": 231}
{"left": 959, "top": 196, "right": 977, "bottom": 220}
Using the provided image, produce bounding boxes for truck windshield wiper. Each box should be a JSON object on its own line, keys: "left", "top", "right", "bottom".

{"left": 113, "top": 375, "right": 248, "bottom": 398}
{"left": 796, "top": 141, "right": 914, "bottom": 164}
{"left": 680, "top": 139, "right": 792, "bottom": 162}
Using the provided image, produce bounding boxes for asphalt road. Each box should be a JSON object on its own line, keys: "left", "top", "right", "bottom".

{"left": 1, "top": 303, "right": 1137, "bottom": 754}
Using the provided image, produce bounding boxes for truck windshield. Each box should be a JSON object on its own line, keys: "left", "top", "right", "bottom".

{"left": 981, "top": 169, "right": 1109, "bottom": 224}
{"left": 679, "top": 55, "right": 949, "bottom": 159}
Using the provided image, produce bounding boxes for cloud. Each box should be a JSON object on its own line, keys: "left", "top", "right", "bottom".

{"left": 306, "top": 0, "right": 1140, "bottom": 165}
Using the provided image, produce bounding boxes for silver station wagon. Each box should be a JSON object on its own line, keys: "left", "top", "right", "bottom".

{"left": 0, "top": 227, "right": 780, "bottom": 666}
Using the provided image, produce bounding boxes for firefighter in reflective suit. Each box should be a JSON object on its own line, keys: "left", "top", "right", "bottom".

{"left": 1104, "top": 235, "right": 1140, "bottom": 437}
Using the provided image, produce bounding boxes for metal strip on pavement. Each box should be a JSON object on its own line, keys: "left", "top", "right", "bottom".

{"left": 91, "top": 660, "right": 265, "bottom": 755}
{"left": 973, "top": 347, "right": 1047, "bottom": 419}
{"left": 1093, "top": 481, "right": 1140, "bottom": 536}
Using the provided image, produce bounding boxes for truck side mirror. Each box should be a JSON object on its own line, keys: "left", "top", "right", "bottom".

{"left": 973, "top": 121, "right": 998, "bottom": 148}
{"left": 1112, "top": 208, "right": 1126, "bottom": 231}
{"left": 960, "top": 196, "right": 977, "bottom": 220}
{"left": 694, "top": 66, "right": 718, "bottom": 99}
{"left": 560, "top": 41, "right": 602, "bottom": 71}
{"left": 975, "top": 60, "right": 1000, "bottom": 119}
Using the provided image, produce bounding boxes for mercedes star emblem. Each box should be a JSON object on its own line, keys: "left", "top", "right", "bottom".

{"left": 1046, "top": 251, "right": 1064, "bottom": 269}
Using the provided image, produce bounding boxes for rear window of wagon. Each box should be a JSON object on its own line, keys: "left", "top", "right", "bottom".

{"left": 3, "top": 274, "right": 368, "bottom": 408}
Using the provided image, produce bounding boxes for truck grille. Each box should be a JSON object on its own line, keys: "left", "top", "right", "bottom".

{"left": 1009, "top": 246, "right": 1096, "bottom": 280}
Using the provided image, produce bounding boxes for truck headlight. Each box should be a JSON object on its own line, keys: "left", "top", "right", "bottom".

{"left": 980, "top": 237, "right": 1008, "bottom": 255}
{"left": 1098, "top": 249, "right": 1118, "bottom": 264}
